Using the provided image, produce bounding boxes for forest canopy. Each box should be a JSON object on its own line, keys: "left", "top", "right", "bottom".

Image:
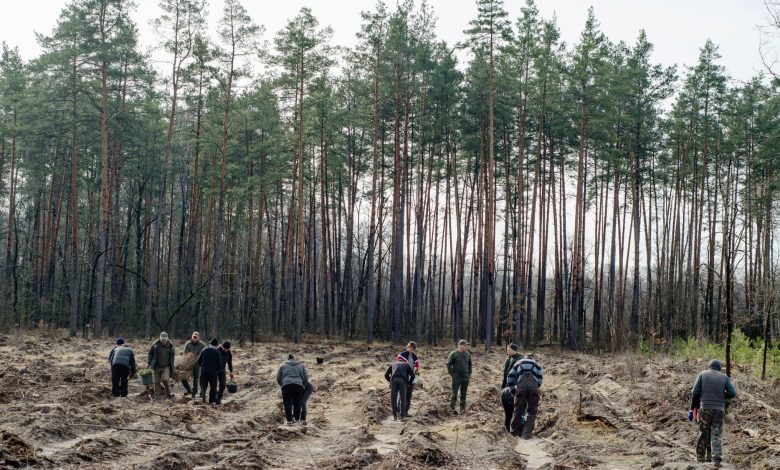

{"left": 0, "top": 0, "right": 779, "bottom": 362}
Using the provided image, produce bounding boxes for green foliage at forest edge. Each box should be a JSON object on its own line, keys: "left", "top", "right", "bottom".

{"left": 639, "top": 331, "right": 780, "bottom": 380}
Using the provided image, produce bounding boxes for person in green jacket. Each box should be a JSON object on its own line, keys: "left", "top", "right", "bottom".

{"left": 447, "top": 339, "right": 472, "bottom": 415}
{"left": 181, "top": 332, "right": 206, "bottom": 398}
{"left": 147, "top": 332, "right": 175, "bottom": 399}
{"left": 501, "top": 343, "right": 521, "bottom": 388}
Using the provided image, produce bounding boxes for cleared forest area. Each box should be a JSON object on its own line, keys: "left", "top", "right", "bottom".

{"left": 1, "top": 1, "right": 780, "bottom": 467}
{"left": 1, "top": 333, "right": 779, "bottom": 469}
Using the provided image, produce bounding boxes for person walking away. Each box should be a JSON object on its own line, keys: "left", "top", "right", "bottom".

{"left": 147, "top": 332, "right": 175, "bottom": 398}
{"left": 197, "top": 338, "right": 224, "bottom": 404}
{"left": 182, "top": 332, "right": 205, "bottom": 398}
{"left": 277, "top": 354, "right": 309, "bottom": 425}
{"left": 301, "top": 381, "right": 315, "bottom": 425}
{"left": 507, "top": 353, "right": 543, "bottom": 439}
{"left": 397, "top": 341, "right": 420, "bottom": 416}
{"left": 689, "top": 359, "right": 737, "bottom": 468}
{"left": 446, "top": 340, "right": 472, "bottom": 415}
{"left": 108, "top": 338, "right": 137, "bottom": 397}
{"left": 502, "top": 343, "right": 521, "bottom": 388}
{"left": 216, "top": 341, "right": 234, "bottom": 404}
{"left": 385, "top": 358, "right": 415, "bottom": 420}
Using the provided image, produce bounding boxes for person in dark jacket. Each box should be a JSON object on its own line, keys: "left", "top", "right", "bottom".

{"left": 147, "top": 332, "right": 175, "bottom": 398}
{"left": 500, "top": 343, "right": 522, "bottom": 432}
{"left": 502, "top": 343, "right": 522, "bottom": 388}
{"left": 181, "top": 332, "right": 205, "bottom": 398}
{"left": 277, "top": 354, "right": 309, "bottom": 425}
{"left": 507, "top": 354, "right": 543, "bottom": 439}
{"left": 197, "top": 338, "right": 224, "bottom": 404}
{"left": 301, "top": 381, "right": 315, "bottom": 424}
{"left": 446, "top": 340, "right": 472, "bottom": 414}
{"left": 385, "top": 359, "right": 415, "bottom": 420}
{"left": 689, "top": 359, "right": 737, "bottom": 467}
{"left": 108, "top": 338, "right": 137, "bottom": 397}
{"left": 216, "top": 341, "right": 234, "bottom": 404}
{"left": 500, "top": 386, "right": 515, "bottom": 433}
{"left": 396, "top": 341, "right": 420, "bottom": 416}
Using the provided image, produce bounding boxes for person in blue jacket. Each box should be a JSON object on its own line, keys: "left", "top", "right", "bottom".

{"left": 507, "top": 353, "right": 543, "bottom": 439}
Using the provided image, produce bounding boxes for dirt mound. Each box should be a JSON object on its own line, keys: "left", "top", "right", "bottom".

{"left": 395, "top": 431, "right": 456, "bottom": 468}
{"left": 319, "top": 448, "right": 380, "bottom": 469}
{"left": 0, "top": 431, "right": 38, "bottom": 468}
{"left": 218, "top": 447, "right": 270, "bottom": 469}
{"left": 361, "top": 387, "right": 390, "bottom": 424}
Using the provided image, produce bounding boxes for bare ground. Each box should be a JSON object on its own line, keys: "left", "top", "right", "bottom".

{"left": 1, "top": 332, "right": 779, "bottom": 469}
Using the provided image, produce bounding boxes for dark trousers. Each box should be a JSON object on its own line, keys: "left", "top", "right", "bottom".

{"left": 501, "top": 387, "right": 514, "bottom": 430}
{"left": 111, "top": 364, "right": 130, "bottom": 397}
{"left": 511, "top": 383, "right": 540, "bottom": 438}
{"left": 217, "top": 370, "right": 227, "bottom": 403}
{"left": 301, "top": 382, "right": 314, "bottom": 421}
{"left": 405, "top": 382, "right": 415, "bottom": 414}
{"left": 200, "top": 369, "right": 219, "bottom": 404}
{"left": 391, "top": 378, "right": 409, "bottom": 416}
{"left": 282, "top": 384, "right": 304, "bottom": 422}
{"left": 182, "top": 365, "right": 201, "bottom": 396}
{"left": 450, "top": 376, "right": 469, "bottom": 410}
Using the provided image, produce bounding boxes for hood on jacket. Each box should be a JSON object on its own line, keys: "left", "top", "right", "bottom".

{"left": 284, "top": 359, "right": 301, "bottom": 366}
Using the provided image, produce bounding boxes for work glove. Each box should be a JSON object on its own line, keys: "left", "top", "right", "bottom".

{"left": 687, "top": 409, "right": 696, "bottom": 422}
{"left": 230, "top": 373, "right": 234, "bottom": 380}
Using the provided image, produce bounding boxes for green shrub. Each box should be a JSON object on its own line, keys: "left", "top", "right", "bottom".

{"left": 667, "top": 331, "right": 780, "bottom": 380}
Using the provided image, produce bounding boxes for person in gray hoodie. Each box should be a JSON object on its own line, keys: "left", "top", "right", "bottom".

{"left": 108, "top": 338, "right": 137, "bottom": 397}
{"left": 276, "top": 354, "right": 309, "bottom": 425}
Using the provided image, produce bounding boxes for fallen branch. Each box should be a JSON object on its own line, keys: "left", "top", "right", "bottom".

{"left": 576, "top": 413, "right": 617, "bottom": 428}
{"left": 69, "top": 423, "right": 204, "bottom": 441}
{"left": 68, "top": 423, "right": 251, "bottom": 444}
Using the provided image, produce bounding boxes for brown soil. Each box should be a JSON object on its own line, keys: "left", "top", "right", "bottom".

{"left": 1, "top": 332, "right": 778, "bottom": 469}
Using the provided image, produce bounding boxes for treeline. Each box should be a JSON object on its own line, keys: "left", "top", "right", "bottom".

{"left": 0, "top": 0, "right": 778, "bottom": 356}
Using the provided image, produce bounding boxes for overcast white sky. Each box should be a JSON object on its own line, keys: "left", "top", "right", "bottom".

{"left": 0, "top": 0, "right": 772, "bottom": 82}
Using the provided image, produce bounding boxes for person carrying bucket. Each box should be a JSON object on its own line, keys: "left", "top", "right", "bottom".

{"left": 216, "top": 341, "right": 234, "bottom": 404}
{"left": 197, "top": 338, "right": 224, "bottom": 405}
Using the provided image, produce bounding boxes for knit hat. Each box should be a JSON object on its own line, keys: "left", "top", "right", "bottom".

{"left": 458, "top": 339, "right": 467, "bottom": 346}
{"left": 192, "top": 332, "right": 200, "bottom": 338}
{"left": 222, "top": 341, "right": 231, "bottom": 349}
{"left": 160, "top": 332, "right": 169, "bottom": 340}
{"left": 210, "top": 338, "right": 219, "bottom": 346}
{"left": 508, "top": 343, "right": 518, "bottom": 351}
{"left": 708, "top": 359, "right": 722, "bottom": 371}
{"left": 116, "top": 338, "right": 125, "bottom": 345}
